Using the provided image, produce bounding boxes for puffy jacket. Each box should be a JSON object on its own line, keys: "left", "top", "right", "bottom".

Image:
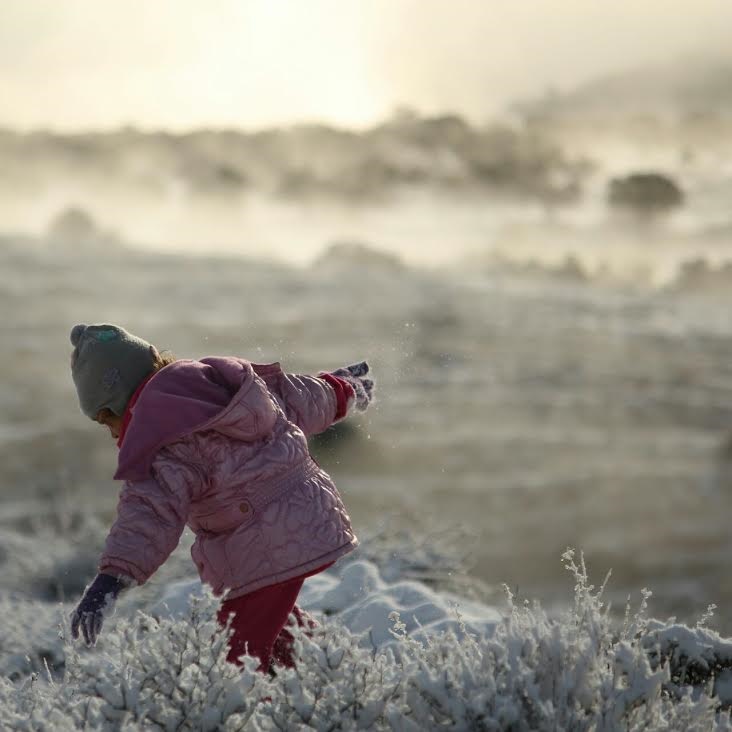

{"left": 98, "top": 357, "right": 359, "bottom": 600}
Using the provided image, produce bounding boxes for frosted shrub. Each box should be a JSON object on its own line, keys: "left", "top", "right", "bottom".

{"left": 0, "top": 586, "right": 263, "bottom": 731}
{"left": 2, "top": 549, "right": 732, "bottom": 730}
{"left": 0, "top": 507, "right": 108, "bottom": 602}
{"left": 0, "top": 596, "right": 66, "bottom": 680}
{"left": 352, "top": 548, "right": 730, "bottom": 731}
{"left": 252, "top": 549, "right": 732, "bottom": 731}
{"left": 257, "top": 622, "right": 403, "bottom": 730}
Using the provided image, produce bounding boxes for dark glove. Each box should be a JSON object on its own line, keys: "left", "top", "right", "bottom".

{"left": 331, "top": 361, "right": 375, "bottom": 412}
{"left": 70, "top": 573, "right": 130, "bottom": 646}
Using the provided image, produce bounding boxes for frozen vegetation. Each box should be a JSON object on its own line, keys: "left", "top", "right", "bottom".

{"left": 4, "top": 55, "right": 732, "bottom": 729}
{"left": 2, "top": 507, "right": 732, "bottom": 731}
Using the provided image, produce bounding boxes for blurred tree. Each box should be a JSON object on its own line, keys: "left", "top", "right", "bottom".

{"left": 607, "top": 172, "right": 684, "bottom": 221}
{"left": 531, "top": 170, "right": 583, "bottom": 220}
{"left": 314, "top": 240, "right": 404, "bottom": 273}
{"left": 47, "top": 206, "right": 99, "bottom": 243}
{"left": 389, "top": 105, "right": 420, "bottom": 125}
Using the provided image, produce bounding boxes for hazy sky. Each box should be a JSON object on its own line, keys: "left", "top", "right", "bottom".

{"left": 2, "top": 0, "right": 731, "bottom": 131}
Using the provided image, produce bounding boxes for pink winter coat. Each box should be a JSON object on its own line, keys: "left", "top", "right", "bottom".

{"left": 98, "top": 357, "right": 359, "bottom": 600}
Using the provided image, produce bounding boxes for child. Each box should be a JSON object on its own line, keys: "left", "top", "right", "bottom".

{"left": 68, "top": 323, "right": 373, "bottom": 672}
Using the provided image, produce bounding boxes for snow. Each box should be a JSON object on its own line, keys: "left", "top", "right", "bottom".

{"left": 150, "top": 557, "right": 500, "bottom": 651}
{"left": 4, "top": 523, "right": 732, "bottom": 729}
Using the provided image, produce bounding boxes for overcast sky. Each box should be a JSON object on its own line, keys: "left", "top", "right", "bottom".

{"left": 2, "top": 0, "right": 731, "bottom": 131}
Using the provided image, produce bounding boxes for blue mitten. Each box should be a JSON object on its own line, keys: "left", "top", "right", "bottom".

{"left": 70, "top": 573, "right": 132, "bottom": 646}
{"left": 331, "top": 361, "right": 375, "bottom": 412}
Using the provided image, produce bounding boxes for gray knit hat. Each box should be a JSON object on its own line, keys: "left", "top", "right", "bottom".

{"left": 70, "top": 323, "right": 156, "bottom": 419}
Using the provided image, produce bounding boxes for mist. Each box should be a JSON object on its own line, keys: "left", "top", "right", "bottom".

{"left": 4, "top": 5, "right": 732, "bottom": 724}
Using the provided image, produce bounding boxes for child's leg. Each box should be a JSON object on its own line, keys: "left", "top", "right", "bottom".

{"left": 216, "top": 576, "right": 305, "bottom": 671}
{"left": 271, "top": 605, "right": 319, "bottom": 669}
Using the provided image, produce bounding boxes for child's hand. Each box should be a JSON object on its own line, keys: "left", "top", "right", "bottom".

{"left": 331, "top": 361, "right": 375, "bottom": 412}
{"left": 335, "top": 361, "right": 369, "bottom": 379}
{"left": 70, "top": 573, "right": 129, "bottom": 646}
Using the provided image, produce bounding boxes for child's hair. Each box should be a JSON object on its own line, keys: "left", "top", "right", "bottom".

{"left": 151, "top": 346, "right": 176, "bottom": 371}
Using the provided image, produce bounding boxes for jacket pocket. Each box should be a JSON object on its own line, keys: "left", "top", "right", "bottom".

{"left": 192, "top": 500, "right": 255, "bottom": 534}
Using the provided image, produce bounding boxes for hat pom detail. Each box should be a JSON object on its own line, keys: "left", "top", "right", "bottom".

{"left": 70, "top": 324, "right": 88, "bottom": 347}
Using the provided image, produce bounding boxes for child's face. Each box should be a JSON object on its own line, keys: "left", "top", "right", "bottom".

{"left": 95, "top": 408, "right": 123, "bottom": 440}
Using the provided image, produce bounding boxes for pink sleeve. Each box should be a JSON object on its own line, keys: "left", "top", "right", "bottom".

{"left": 99, "top": 458, "right": 196, "bottom": 585}
{"left": 266, "top": 371, "right": 354, "bottom": 436}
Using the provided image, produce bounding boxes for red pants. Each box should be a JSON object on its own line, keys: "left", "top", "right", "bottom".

{"left": 216, "top": 573, "right": 321, "bottom": 672}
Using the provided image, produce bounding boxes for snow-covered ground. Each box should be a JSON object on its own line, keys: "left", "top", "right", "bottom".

{"left": 0, "top": 510, "right": 494, "bottom": 681}
{"left": 2, "top": 512, "right": 732, "bottom": 730}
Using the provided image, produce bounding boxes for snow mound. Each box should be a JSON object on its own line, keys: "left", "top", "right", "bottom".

{"left": 150, "top": 558, "right": 499, "bottom": 650}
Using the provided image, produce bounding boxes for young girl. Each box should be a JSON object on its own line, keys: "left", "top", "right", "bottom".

{"left": 68, "top": 323, "right": 373, "bottom": 672}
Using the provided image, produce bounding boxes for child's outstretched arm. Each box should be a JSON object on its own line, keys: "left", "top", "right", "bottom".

{"left": 256, "top": 360, "right": 374, "bottom": 436}
{"left": 70, "top": 456, "right": 197, "bottom": 646}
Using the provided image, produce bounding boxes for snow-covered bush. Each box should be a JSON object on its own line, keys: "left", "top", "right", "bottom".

{"left": 3, "top": 548, "right": 732, "bottom": 730}
{"left": 371, "top": 549, "right": 729, "bottom": 731}
{"left": 265, "top": 550, "right": 731, "bottom": 730}
{"left": 0, "top": 551, "right": 732, "bottom": 732}
{"left": 0, "top": 588, "right": 263, "bottom": 731}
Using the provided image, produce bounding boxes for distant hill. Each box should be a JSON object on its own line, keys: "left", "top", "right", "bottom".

{"left": 0, "top": 113, "right": 587, "bottom": 204}
{"left": 515, "top": 56, "right": 732, "bottom": 125}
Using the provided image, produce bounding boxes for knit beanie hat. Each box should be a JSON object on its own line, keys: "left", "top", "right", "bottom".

{"left": 70, "top": 323, "right": 156, "bottom": 419}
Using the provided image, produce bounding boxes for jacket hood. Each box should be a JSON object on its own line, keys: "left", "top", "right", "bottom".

{"left": 115, "top": 357, "right": 279, "bottom": 481}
